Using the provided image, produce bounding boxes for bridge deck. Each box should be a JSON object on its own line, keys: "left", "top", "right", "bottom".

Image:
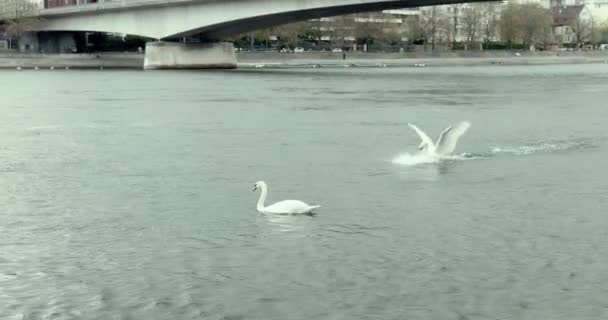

{"left": 37, "top": 0, "right": 205, "bottom": 17}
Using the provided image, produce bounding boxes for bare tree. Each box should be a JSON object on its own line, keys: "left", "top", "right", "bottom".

{"left": 569, "top": 9, "right": 594, "bottom": 44}
{"left": 251, "top": 28, "right": 273, "bottom": 49}
{"left": 407, "top": 14, "right": 424, "bottom": 44}
{"left": 297, "top": 20, "right": 323, "bottom": 43}
{"left": 0, "top": 0, "right": 41, "bottom": 48}
{"left": 419, "top": 6, "right": 444, "bottom": 51}
{"left": 590, "top": 16, "right": 602, "bottom": 44}
{"left": 370, "top": 12, "right": 402, "bottom": 48}
{"left": 354, "top": 13, "right": 383, "bottom": 46}
{"left": 273, "top": 22, "right": 306, "bottom": 48}
{"left": 499, "top": 2, "right": 520, "bottom": 48}
{"left": 519, "top": 3, "right": 552, "bottom": 47}
{"left": 480, "top": 2, "right": 499, "bottom": 43}
{"left": 461, "top": 5, "right": 481, "bottom": 49}
{"left": 446, "top": 5, "right": 460, "bottom": 49}
{"left": 328, "top": 15, "right": 352, "bottom": 49}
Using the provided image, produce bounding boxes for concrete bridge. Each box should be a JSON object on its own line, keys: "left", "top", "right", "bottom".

{"left": 25, "top": 0, "right": 495, "bottom": 69}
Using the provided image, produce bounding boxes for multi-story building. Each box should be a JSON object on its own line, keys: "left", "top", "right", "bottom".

{"left": 550, "top": 0, "right": 595, "bottom": 44}
{"left": 44, "top": 0, "right": 98, "bottom": 9}
{"left": 306, "top": 9, "right": 420, "bottom": 47}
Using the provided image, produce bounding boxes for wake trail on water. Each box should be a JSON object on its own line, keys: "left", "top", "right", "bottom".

{"left": 491, "top": 139, "right": 594, "bottom": 156}
{"left": 392, "top": 139, "right": 594, "bottom": 167}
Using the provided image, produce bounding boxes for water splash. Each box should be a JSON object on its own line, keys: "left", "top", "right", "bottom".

{"left": 391, "top": 152, "right": 478, "bottom": 166}
{"left": 391, "top": 152, "right": 439, "bottom": 166}
{"left": 394, "top": 140, "right": 593, "bottom": 167}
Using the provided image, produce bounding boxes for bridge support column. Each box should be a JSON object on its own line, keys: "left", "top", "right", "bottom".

{"left": 38, "top": 32, "right": 77, "bottom": 53}
{"left": 143, "top": 41, "right": 237, "bottom": 70}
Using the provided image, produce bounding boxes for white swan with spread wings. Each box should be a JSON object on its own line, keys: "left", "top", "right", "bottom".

{"left": 408, "top": 122, "right": 471, "bottom": 157}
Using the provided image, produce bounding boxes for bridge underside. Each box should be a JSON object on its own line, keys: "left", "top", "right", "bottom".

{"left": 37, "top": 0, "right": 496, "bottom": 40}
{"left": 186, "top": 0, "right": 493, "bottom": 40}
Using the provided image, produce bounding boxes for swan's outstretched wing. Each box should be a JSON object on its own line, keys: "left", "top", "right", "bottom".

{"left": 408, "top": 123, "right": 434, "bottom": 146}
{"left": 434, "top": 122, "right": 470, "bottom": 156}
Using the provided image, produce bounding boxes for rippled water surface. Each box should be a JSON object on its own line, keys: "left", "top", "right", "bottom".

{"left": 2, "top": 65, "right": 608, "bottom": 320}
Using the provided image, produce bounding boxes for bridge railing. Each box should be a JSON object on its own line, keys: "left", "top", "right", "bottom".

{"left": 0, "top": 0, "right": 194, "bottom": 18}
{"left": 25, "top": 0, "right": 199, "bottom": 15}
{"left": 39, "top": 0, "right": 193, "bottom": 10}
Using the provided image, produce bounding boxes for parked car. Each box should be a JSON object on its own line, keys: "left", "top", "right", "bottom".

{"left": 599, "top": 44, "right": 608, "bottom": 50}
{"left": 294, "top": 47, "right": 305, "bottom": 53}
{"left": 332, "top": 48, "right": 343, "bottom": 52}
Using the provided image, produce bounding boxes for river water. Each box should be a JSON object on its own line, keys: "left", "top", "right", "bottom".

{"left": 1, "top": 65, "right": 608, "bottom": 320}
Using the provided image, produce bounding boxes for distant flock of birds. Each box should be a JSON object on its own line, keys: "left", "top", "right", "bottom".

{"left": 16, "top": 63, "right": 427, "bottom": 70}
{"left": 255, "top": 121, "right": 470, "bottom": 215}
{"left": 252, "top": 63, "right": 426, "bottom": 68}
{"left": 14, "top": 66, "right": 107, "bottom": 70}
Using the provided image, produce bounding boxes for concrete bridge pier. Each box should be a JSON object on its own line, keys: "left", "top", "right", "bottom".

{"left": 143, "top": 41, "right": 237, "bottom": 70}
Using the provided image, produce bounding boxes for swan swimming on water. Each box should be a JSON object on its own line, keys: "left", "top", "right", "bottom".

{"left": 408, "top": 122, "right": 470, "bottom": 157}
{"left": 252, "top": 181, "right": 321, "bottom": 215}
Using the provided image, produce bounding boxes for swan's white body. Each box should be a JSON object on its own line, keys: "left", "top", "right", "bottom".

{"left": 253, "top": 181, "right": 320, "bottom": 215}
{"left": 408, "top": 122, "right": 470, "bottom": 156}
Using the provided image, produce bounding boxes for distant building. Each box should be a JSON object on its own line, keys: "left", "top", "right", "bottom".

{"left": 551, "top": 0, "right": 584, "bottom": 26}
{"left": 513, "top": 0, "right": 551, "bottom": 7}
{"left": 551, "top": 0, "right": 586, "bottom": 44}
{"left": 44, "top": 0, "right": 98, "bottom": 9}
{"left": 305, "top": 10, "right": 420, "bottom": 47}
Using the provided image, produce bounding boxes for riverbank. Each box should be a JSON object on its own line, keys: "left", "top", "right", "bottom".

{"left": 0, "top": 52, "right": 143, "bottom": 69}
{"left": 237, "top": 51, "right": 608, "bottom": 68}
{"left": 2, "top": 51, "right": 608, "bottom": 69}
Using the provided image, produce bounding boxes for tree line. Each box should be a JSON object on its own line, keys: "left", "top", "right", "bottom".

{"left": 413, "top": 2, "right": 604, "bottom": 50}
{"left": 232, "top": 2, "right": 608, "bottom": 51}
{"left": 0, "top": 0, "right": 41, "bottom": 48}
{"left": 412, "top": 3, "right": 553, "bottom": 50}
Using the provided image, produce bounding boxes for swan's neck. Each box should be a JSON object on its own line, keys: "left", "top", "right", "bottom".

{"left": 257, "top": 184, "right": 268, "bottom": 212}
